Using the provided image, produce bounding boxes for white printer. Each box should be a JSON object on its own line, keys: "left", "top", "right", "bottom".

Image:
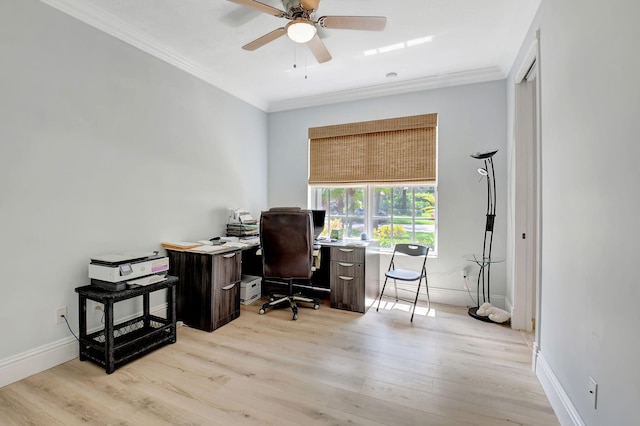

{"left": 89, "top": 253, "right": 169, "bottom": 290}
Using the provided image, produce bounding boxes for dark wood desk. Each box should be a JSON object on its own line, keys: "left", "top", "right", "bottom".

{"left": 167, "top": 240, "right": 380, "bottom": 332}
{"left": 166, "top": 249, "right": 241, "bottom": 332}
{"left": 245, "top": 240, "right": 380, "bottom": 313}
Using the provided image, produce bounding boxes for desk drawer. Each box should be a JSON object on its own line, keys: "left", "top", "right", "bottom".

{"left": 330, "top": 261, "right": 364, "bottom": 279}
{"left": 212, "top": 251, "right": 241, "bottom": 289}
{"left": 330, "top": 259, "right": 364, "bottom": 313}
{"left": 330, "top": 247, "right": 365, "bottom": 263}
{"left": 214, "top": 280, "right": 240, "bottom": 329}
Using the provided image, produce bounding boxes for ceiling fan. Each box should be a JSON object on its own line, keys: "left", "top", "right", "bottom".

{"left": 227, "top": 0, "right": 387, "bottom": 64}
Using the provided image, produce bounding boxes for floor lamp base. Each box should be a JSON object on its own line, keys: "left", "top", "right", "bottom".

{"left": 468, "top": 306, "right": 495, "bottom": 323}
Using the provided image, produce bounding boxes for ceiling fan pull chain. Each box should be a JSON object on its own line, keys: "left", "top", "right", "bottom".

{"left": 293, "top": 43, "right": 297, "bottom": 68}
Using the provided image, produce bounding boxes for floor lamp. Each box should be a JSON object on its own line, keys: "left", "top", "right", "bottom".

{"left": 468, "top": 149, "right": 498, "bottom": 321}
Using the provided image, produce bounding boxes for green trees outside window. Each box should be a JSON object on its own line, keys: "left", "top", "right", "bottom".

{"left": 314, "top": 185, "right": 436, "bottom": 252}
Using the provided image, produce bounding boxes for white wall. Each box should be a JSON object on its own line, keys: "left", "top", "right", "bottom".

{"left": 268, "top": 82, "right": 508, "bottom": 307}
{"left": 0, "top": 0, "right": 267, "bottom": 382}
{"left": 508, "top": 0, "right": 640, "bottom": 424}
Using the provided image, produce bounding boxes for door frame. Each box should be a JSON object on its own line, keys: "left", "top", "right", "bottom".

{"left": 510, "top": 32, "right": 542, "bottom": 343}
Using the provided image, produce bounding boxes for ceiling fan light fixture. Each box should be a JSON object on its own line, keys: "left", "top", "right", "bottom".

{"left": 286, "top": 20, "right": 317, "bottom": 43}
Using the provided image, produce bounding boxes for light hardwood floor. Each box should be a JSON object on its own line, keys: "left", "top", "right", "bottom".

{"left": 0, "top": 299, "right": 558, "bottom": 425}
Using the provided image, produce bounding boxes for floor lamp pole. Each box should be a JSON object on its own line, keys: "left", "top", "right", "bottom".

{"left": 468, "top": 149, "right": 498, "bottom": 322}
{"left": 482, "top": 155, "right": 496, "bottom": 303}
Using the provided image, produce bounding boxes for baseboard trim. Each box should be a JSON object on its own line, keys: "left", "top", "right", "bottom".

{"left": 536, "top": 352, "right": 585, "bottom": 426}
{"left": 0, "top": 337, "right": 78, "bottom": 389}
{"left": 389, "top": 284, "right": 506, "bottom": 310}
{"left": 0, "top": 303, "right": 168, "bottom": 388}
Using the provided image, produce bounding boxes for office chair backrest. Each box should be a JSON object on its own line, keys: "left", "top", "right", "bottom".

{"left": 260, "top": 208, "right": 314, "bottom": 280}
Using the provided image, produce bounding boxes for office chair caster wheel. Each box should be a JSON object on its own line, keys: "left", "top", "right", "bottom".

{"left": 314, "top": 304, "right": 320, "bottom": 310}
{"left": 259, "top": 308, "right": 266, "bottom": 315}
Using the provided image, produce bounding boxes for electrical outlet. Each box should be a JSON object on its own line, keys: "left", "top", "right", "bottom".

{"left": 461, "top": 267, "right": 469, "bottom": 289}
{"left": 588, "top": 376, "right": 598, "bottom": 409}
{"left": 88, "top": 301, "right": 103, "bottom": 315}
{"left": 55, "top": 306, "right": 67, "bottom": 324}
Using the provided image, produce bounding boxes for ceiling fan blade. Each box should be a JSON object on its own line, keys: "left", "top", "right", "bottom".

{"left": 242, "top": 28, "right": 286, "bottom": 51}
{"left": 301, "top": 0, "right": 320, "bottom": 11}
{"left": 227, "top": 0, "right": 286, "bottom": 18}
{"left": 306, "top": 34, "right": 331, "bottom": 63}
{"left": 318, "top": 16, "right": 387, "bottom": 31}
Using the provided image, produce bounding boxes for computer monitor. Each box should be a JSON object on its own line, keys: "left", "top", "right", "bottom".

{"left": 311, "top": 209, "right": 326, "bottom": 239}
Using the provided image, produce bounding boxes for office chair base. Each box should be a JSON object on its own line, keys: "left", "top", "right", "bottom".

{"left": 259, "top": 292, "right": 320, "bottom": 320}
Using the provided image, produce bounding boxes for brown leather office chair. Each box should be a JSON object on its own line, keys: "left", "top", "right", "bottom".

{"left": 258, "top": 207, "right": 320, "bottom": 320}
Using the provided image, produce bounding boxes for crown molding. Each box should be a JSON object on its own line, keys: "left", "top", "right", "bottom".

{"left": 39, "top": 0, "right": 505, "bottom": 114}
{"left": 39, "top": 0, "right": 269, "bottom": 111}
{"left": 267, "top": 67, "right": 505, "bottom": 112}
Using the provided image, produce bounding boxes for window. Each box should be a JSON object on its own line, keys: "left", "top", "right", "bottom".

{"left": 308, "top": 113, "right": 438, "bottom": 253}
{"left": 312, "top": 185, "right": 437, "bottom": 253}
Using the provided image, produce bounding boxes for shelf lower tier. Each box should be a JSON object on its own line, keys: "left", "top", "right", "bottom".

{"left": 79, "top": 315, "right": 176, "bottom": 373}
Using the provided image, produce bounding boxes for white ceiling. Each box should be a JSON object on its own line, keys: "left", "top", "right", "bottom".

{"left": 43, "top": 0, "right": 540, "bottom": 112}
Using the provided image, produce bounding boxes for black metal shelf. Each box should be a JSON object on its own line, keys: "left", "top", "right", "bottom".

{"left": 75, "top": 276, "right": 178, "bottom": 374}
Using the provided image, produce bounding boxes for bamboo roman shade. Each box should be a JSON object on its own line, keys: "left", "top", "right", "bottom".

{"left": 308, "top": 113, "right": 437, "bottom": 185}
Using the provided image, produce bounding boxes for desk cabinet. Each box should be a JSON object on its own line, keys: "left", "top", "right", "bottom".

{"left": 167, "top": 250, "right": 241, "bottom": 332}
{"left": 329, "top": 241, "right": 379, "bottom": 313}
